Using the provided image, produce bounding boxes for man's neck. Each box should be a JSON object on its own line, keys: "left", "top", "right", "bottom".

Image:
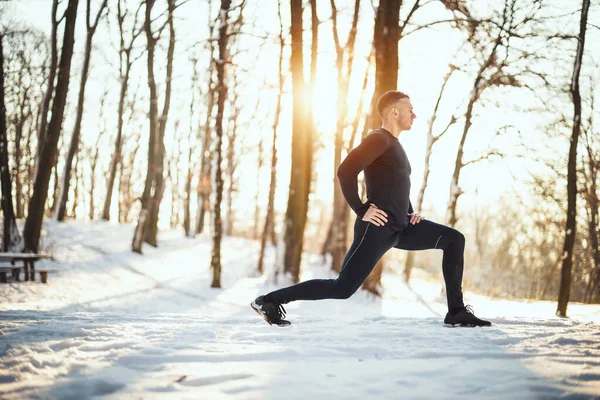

{"left": 381, "top": 123, "right": 402, "bottom": 139}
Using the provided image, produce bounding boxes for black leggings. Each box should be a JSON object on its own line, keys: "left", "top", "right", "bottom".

{"left": 267, "top": 215, "right": 465, "bottom": 308}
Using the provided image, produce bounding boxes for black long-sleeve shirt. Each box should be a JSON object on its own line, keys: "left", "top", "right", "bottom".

{"left": 337, "top": 128, "right": 413, "bottom": 231}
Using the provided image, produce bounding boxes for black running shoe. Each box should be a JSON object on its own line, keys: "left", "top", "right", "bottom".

{"left": 251, "top": 295, "right": 291, "bottom": 326}
{"left": 444, "top": 305, "right": 491, "bottom": 327}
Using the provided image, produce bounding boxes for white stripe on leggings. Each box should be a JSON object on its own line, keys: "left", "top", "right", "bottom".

{"left": 434, "top": 235, "right": 442, "bottom": 249}
{"left": 340, "top": 222, "right": 371, "bottom": 271}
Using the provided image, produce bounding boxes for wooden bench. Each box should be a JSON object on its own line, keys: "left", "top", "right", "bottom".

{"left": 0, "top": 266, "right": 23, "bottom": 282}
{"left": 32, "top": 268, "right": 59, "bottom": 284}
{"left": 0, "top": 252, "right": 53, "bottom": 282}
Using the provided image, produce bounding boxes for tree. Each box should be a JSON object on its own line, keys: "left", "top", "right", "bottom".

{"left": 118, "top": 91, "right": 143, "bottom": 224}
{"left": 257, "top": 0, "right": 285, "bottom": 274}
{"left": 88, "top": 89, "right": 109, "bottom": 220}
{"left": 210, "top": 0, "right": 233, "bottom": 288}
{"left": 56, "top": 0, "right": 107, "bottom": 221}
{"left": 132, "top": 0, "right": 176, "bottom": 253}
{"left": 361, "top": 0, "right": 401, "bottom": 295}
{"left": 582, "top": 85, "right": 600, "bottom": 303}
{"left": 23, "top": 0, "right": 79, "bottom": 253}
{"left": 252, "top": 136, "right": 264, "bottom": 240}
{"left": 224, "top": 68, "right": 241, "bottom": 236}
{"left": 329, "top": 0, "right": 361, "bottom": 274}
{"left": 282, "top": 0, "right": 316, "bottom": 283}
{"left": 168, "top": 119, "right": 183, "bottom": 228}
{"left": 143, "top": 0, "right": 177, "bottom": 246}
{"left": 444, "top": 1, "right": 519, "bottom": 228}
{"left": 102, "top": 0, "right": 144, "bottom": 221}
{"left": 0, "top": 32, "right": 21, "bottom": 251}
{"left": 183, "top": 57, "right": 199, "bottom": 237}
{"left": 35, "top": 0, "right": 60, "bottom": 171}
{"left": 557, "top": 0, "right": 590, "bottom": 317}
{"left": 194, "top": 1, "right": 219, "bottom": 237}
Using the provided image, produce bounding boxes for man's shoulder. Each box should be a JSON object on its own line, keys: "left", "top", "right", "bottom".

{"left": 362, "top": 129, "right": 391, "bottom": 145}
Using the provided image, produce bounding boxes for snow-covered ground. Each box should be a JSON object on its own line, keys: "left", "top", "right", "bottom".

{"left": 1, "top": 220, "right": 599, "bottom": 399}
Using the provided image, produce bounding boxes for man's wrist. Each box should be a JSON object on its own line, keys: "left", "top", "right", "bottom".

{"left": 356, "top": 202, "right": 370, "bottom": 217}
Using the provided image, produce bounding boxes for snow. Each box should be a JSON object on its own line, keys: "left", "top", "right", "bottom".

{"left": 1, "top": 220, "right": 600, "bottom": 399}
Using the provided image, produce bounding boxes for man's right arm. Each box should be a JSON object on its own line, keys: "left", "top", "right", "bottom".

{"left": 336, "top": 131, "right": 390, "bottom": 218}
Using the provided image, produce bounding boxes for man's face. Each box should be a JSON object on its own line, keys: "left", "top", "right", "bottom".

{"left": 390, "top": 98, "right": 416, "bottom": 130}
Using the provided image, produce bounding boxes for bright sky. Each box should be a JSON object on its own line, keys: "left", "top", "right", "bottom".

{"left": 2, "top": 0, "right": 599, "bottom": 233}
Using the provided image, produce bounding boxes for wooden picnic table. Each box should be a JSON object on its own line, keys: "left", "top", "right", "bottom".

{"left": 0, "top": 252, "right": 53, "bottom": 282}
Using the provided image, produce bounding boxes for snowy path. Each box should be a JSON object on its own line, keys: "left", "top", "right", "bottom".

{"left": 1, "top": 221, "right": 599, "bottom": 399}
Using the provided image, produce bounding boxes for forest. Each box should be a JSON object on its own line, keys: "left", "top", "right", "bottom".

{"left": 2, "top": 0, "right": 596, "bottom": 309}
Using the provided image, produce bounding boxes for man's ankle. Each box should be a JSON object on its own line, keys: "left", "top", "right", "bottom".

{"left": 449, "top": 306, "right": 465, "bottom": 315}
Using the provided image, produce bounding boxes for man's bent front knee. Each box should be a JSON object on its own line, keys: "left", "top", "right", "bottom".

{"left": 333, "top": 279, "right": 359, "bottom": 299}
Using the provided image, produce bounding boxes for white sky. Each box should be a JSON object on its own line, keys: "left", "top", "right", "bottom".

{"left": 2, "top": 0, "right": 599, "bottom": 232}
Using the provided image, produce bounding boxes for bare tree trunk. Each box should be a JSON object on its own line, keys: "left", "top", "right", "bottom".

{"left": 144, "top": 0, "right": 176, "bottom": 246}
{"left": 282, "top": 0, "right": 315, "bottom": 282}
{"left": 195, "top": 70, "right": 215, "bottom": 236}
{"left": 253, "top": 138, "right": 264, "bottom": 240}
{"left": 56, "top": 0, "right": 107, "bottom": 221}
{"left": 169, "top": 123, "right": 182, "bottom": 229}
{"left": 224, "top": 84, "right": 239, "bottom": 237}
{"left": 15, "top": 120, "right": 24, "bottom": 218}
{"left": 132, "top": 0, "right": 157, "bottom": 252}
{"left": 195, "top": 2, "right": 222, "bottom": 238}
{"left": 119, "top": 128, "right": 141, "bottom": 223}
{"left": 23, "top": 0, "right": 79, "bottom": 253}
{"left": 322, "top": 50, "right": 372, "bottom": 261}
{"left": 168, "top": 158, "right": 178, "bottom": 228}
{"left": 210, "top": 0, "right": 232, "bottom": 288}
{"left": 88, "top": 90, "right": 108, "bottom": 220}
{"left": 102, "top": 71, "right": 128, "bottom": 221}
{"left": 257, "top": 0, "right": 284, "bottom": 274}
{"left": 557, "top": 0, "right": 590, "bottom": 317}
{"left": 35, "top": 0, "right": 60, "bottom": 171}
{"left": 50, "top": 155, "right": 60, "bottom": 215}
{"left": 195, "top": 88, "right": 213, "bottom": 235}
{"left": 89, "top": 137, "right": 101, "bottom": 220}
{"left": 69, "top": 152, "right": 79, "bottom": 218}
{"left": 24, "top": 120, "right": 34, "bottom": 211}
{"left": 362, "top": 0, "right": 401, "bottom": 295}
{"left": 184, "top": 58, "right": 198, "bottom": 237}
{"left": 0, "top": 34, "right": 21, "bottom": 251}
{"left": 329, "top": 0, "right": 360, "bottom": 273}
{"left": 102, "top": 0, "right": 143, "bottom": 221}
{"left": 133, "top": 0, "right": 175, "bottom": 252}
{"left": 404, "top": 66, "right": 457, "bottom": 282}
{"left": 132, "top": 0, "right": 159, "bottom": 253}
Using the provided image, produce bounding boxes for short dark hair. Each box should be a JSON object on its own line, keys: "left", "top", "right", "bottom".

{"left": 377, "top": 90, "right": 410, "bottom": 118}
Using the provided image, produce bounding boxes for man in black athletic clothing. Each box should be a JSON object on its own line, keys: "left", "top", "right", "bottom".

{"left": 251, "top": 90, "right": 491, "bottom": 327}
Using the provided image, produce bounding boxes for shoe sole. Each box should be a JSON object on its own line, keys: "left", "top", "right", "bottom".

{"left": 250, "top": 302, "right": 273, "bottom": 326}
{"left": 444, "top": 323, "right": 492, "bottom": 328}
{"left": 250, "top": 302, "right": 291, "bottom": 327}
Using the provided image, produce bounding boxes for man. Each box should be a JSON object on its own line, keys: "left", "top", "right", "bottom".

{"left": 251, "top": 90, "right": 491, "bottom": 328}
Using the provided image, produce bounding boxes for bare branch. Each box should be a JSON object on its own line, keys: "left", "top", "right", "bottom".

{"left": 329, "top": 0, "right": 342, "bottom": 56}
{"left": 402, "top": 18, "right": 482, "bottom": 38}
{"left": 399, "top": 0, "right": 421, "bottom": 37}
{"left": 462, "top": 149, "right": 503, "bottom": 167}
{"left": 435, "top": 114, "right": 458, "bottom": 141}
